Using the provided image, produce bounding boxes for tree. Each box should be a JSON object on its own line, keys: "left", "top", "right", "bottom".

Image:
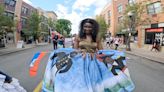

{"left": 28, "top": 12, "right": 41, "bottom": 41}
{"left": 54, "top": 19, "right": 72, "bottom": 36}
{"left": 0, "top": 5, "right": 14, "bottom": 36}
{"left": 48, "top": 18, "right": 55, "bottom": 29}
{"left": 122, "top": 2, "right": 151, "bottom": 50}
{"left": 0, "top": 5, "right": 14, "bottom": 47}
{"left": 95, "top": 15, "right": 108, "bottom": 40}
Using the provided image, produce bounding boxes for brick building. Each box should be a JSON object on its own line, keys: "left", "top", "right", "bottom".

{"left": 100, "top": 0, "right": 164, "bottom": 51}
{"left": 0, "top": 0, "right": 16, "bottom": 46}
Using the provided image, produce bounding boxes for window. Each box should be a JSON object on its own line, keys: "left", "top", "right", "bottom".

{"left": 5, "top": 0, "right": 10, "bottom": 5}
{"left": 151, "top": 23, "right": 158, "bottom": 28}
{"left": 5, "top": 0, "right": 16, "bottom": 7}
{"left": 108, "top": 19, "right": 111, "bottom": 26}
{"left": 128, "top": 0, "right": 135, "bottom": 4}
{"left": 21, "top": 7, "right": 28, "bottom": 15}
{"left": 108, "top": 10, "right": 111, "bottom": 17}
{"left": 9, "top": 0, "right": 16, "bottom": 7}
{"left": 21, "top": 18, "right": 27, "bottom": 28}
{"left": 147, "top": 2, "right": 162, "bottom": 15}
{"left": 4, "top": 11, "right": 14, "bottom": 19}
{"left": 117, "top": 4, "right": 123, "bottom": 13}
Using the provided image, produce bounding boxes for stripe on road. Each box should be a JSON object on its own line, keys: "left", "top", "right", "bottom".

{"left": 33, "top": 81, "right": 42, "bottom": 92}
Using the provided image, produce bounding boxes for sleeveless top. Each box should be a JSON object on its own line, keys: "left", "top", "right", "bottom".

{"left": 79, "top": 40, "right": 97, "bottom": 53}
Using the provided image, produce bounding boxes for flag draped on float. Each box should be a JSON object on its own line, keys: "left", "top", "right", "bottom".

{"left": 29, "top": 52, "right": 48, "bottom": 77}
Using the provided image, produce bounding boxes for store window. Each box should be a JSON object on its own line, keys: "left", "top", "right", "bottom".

{"left": 145, "top": 32, "right": 155, "bottom": 44}
{"left": 145, "top": 28, "right": 164, "bottom": 46}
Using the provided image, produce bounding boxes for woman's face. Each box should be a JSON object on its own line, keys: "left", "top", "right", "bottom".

{"left": 83, "top": 22, "right": 93, "bottom": 34}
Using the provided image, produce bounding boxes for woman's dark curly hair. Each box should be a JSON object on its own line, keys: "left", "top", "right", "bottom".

{"left": 79, "top": 18, "right": 99, "bottom": 42}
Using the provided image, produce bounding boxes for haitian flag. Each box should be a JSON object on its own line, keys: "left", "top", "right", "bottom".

{"left": 29, "top": 52, "right": 47, "bottom": 77}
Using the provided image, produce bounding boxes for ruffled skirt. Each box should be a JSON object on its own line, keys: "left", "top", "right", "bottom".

{"left": 42, "top": 48, "right": 135, "bottom": 92}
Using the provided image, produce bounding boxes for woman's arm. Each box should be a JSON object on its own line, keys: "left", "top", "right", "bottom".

{"left": 74, "top": 35, "right": 80, "bottom": 49}
{"left": 97, "top": 39, "right": 103, "bottom": 50}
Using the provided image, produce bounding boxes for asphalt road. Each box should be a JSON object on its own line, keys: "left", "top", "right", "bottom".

{"left": 0, "top": 45, "right": 53, "bottom": 92}
{"left": 127, "top": 54, "right": 164, "bottom": 92}
{"left": 0, "top": 40, "right": 164, "bottom": 92}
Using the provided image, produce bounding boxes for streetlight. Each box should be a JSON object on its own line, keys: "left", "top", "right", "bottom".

{"left": 126, "top": 11, "right": 134, "bottom": 51}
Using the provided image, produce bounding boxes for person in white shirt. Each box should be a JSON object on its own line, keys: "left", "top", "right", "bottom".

{"left": 114, "top": 36, "right": 120, "bottom": 50}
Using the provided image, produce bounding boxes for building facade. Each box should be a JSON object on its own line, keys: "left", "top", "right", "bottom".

{"left": 100, "top": 0, "right": 128, "bottom": 36}
{"left": 100, "top": 0, "right": 164, "bottom": 51}
{"left": 137, "top": 0, "right": 164, "bottom": 49}
{"left": 46, "top": 11, "right": 57, "bottom": 21}
{"left": 19, "top": 1, "right": 37, "bottom": 43}
{"left": 0, "top": 0, "right": 17, "bottom": 45}
{"left": 0, "top": 0, "right": 57, "bottom": 46}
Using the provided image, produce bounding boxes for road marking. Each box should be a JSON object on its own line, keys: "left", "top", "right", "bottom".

{"left": 33, "top": 81, "right": 42, "bottom": 92}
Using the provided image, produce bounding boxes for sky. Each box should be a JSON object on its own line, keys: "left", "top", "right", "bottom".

{"left": 23, "top": 0, "right": 111, "bottom": 34}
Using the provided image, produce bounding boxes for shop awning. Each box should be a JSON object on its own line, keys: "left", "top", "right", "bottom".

{"left": 146, "top": 28, "right": 163, "bottom": 32}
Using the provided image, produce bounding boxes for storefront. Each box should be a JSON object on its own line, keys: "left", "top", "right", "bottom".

{"left": 145, "top": 27, "right": 164, "bottom": 46}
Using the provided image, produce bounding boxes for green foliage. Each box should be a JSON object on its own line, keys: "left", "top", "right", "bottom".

{"left": 54, "top": 19, "right": 72, "bottom": 36}
{"left": 0, "top": 5, "right": 14, "bottom": 36}
{"left": 28, "top": 12, "right": 41, "bottom": 40}
{"left": 122, "top": 2, "right": 150, "bottom": 31}
{"left": 95, "top": 15, "right": 108, "bottom": 40}
{"left": 21, "top": 28, "right": 32, "bottom": 36}
{"left": 48, "top": 18, "right": 55, "bottom": 29}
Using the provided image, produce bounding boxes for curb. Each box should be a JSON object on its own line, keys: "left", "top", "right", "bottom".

{"left": 0, "top": 44, "right": 49, "bottom": 56}
{"left": 0, "top": 46, "right": 36, "bottom": 56}
{"left": 126, "top": 51, "right": 164, "bottom": 65}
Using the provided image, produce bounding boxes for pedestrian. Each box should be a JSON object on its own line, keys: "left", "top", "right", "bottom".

{"left": 42, "top": 18, "right": 135, "bottom": 92}
{"left": 58, "top": 36, "right": 65, "bottom": 48}
{"left": 151, "top": 39, "right": 160, "bottom": 52}
{"left": 105, "top": 36, "right": 110, "bottom": 47}
{"left": 52, "top": 34, "right": 58, "bottom": 50}
{"left": 114, "top": 36, "right": 120, "bottom": 50}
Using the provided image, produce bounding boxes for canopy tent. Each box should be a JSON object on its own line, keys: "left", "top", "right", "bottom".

{"left": 51, "top": 31, "right": 63, "bottom": 38}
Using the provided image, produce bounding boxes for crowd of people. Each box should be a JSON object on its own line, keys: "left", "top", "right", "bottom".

{"left": 105, "top": 35, "right": 123, "bottom": 50}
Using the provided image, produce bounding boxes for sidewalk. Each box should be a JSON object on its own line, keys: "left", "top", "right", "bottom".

{"left": 0, "top": 43, "right": 48, "bottom": 56}
{"left": 103, "top": 43, "right": 164, "bottom": 64}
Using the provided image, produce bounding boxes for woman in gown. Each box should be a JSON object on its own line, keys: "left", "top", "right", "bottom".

{"left": 42, "top": 18, "right": 135, "bottom": 92}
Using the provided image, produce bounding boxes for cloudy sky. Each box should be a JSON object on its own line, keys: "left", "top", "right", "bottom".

{"left": 23, "top": 0, "right": 111, "bottom": 34}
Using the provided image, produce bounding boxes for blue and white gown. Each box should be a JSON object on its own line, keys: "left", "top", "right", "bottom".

{"left": 42, "top": 41, "right": 135, "bottom": 92}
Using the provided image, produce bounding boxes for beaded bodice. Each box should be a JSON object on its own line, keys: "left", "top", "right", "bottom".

{"left": 79, "top": 40, "right": 97, "bottom": 53}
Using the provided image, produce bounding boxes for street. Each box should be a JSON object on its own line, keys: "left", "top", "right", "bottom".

{"left": 127, "top": 54, "right": 164, "bottom": 92}
{"left": 0, "top": 42, "right": 164, "bottom": 92}
{"left": 0, "top": 45, "right": 52, "bottom": 92}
